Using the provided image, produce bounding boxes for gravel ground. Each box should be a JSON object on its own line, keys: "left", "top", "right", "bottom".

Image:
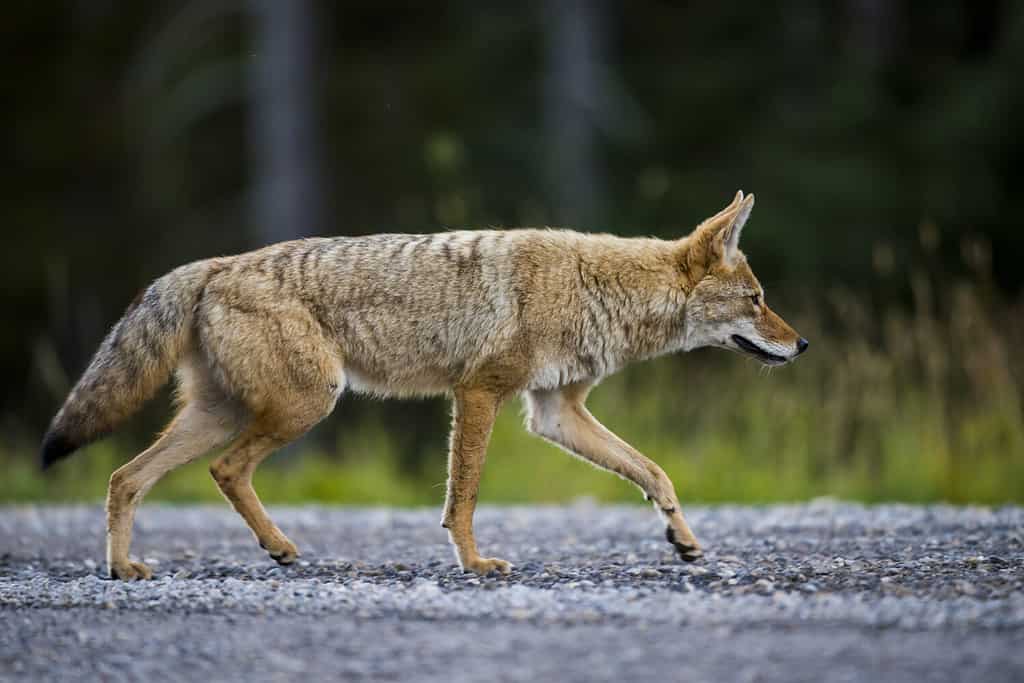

{"left": 1, "top": 501, "right": 1023, "bottom": 682}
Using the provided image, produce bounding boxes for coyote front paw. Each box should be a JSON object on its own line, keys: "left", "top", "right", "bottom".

{"left": 260, "top": 537, "right": 299, "bottom": 565}
{"left": 462, "top": 556, "right": 512, "bottom": 575}
{"left": 109, "top": 560, "right": 154, "bottom": 581}
{"left": 666, "top": 526, "right": 703, "bottom": 562}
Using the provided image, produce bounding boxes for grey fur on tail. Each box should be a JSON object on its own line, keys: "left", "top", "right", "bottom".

{"left": 38, "top": 260, "right": 212, "bottom": 471}
{"left": 40, "top": 429, "right": 79, "bottom": 471}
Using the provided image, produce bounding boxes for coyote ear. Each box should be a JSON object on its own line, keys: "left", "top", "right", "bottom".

{"left": 705, "top": 190, "right": 743, "bottom": 225}
{"left": 684, "top": 190, "right": 743, "bottom": 247}
{"left": 715, "top": 194, "right": 754, "bottom": 263}
{"left": 680, "top": 191, "right": 751, "bottom": 275}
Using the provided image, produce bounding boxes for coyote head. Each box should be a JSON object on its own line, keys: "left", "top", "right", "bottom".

{"left": 680, "top": 191, "right": 808, "bottom": 366}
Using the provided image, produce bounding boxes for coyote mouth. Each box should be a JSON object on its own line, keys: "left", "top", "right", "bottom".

{"left": 731, "top": 335, "right": 788, "bottom": 364}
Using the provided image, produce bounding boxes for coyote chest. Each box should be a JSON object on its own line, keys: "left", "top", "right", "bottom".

{"left": 525, "top": 349, "right": 621, "bottom": 390}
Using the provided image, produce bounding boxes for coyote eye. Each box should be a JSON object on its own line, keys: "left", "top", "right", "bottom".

{"left": 750, "top": 294, "right": 761, "bottom": 307}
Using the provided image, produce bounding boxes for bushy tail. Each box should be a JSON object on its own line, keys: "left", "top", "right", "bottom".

{"left": 40, "top": 261, "right": 213, "bottom": 469}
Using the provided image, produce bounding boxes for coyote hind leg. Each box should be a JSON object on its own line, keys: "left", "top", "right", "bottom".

{"left": 198, "top": 292, "right": 344, "bottom": 565}
{"left": 210, "top": 431, "right": 302, "bottom": 565}
{"left": 106, "top": 402, "right": 238, "bottom": 580}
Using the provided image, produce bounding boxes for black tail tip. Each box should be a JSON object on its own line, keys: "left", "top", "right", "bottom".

{"left": 40, "top": 430, "right": 78, "bottom": 471}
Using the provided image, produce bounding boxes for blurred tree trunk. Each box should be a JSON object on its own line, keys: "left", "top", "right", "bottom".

{"left": 544, "top": 0, "right": 608, "bottom": 229}
{"left": 248, "top": 0, "right": 324, "bottom": 244}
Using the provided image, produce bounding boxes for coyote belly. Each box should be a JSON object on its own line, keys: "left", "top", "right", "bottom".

{"left": 42, "top": 190, "right": 807, "bottom": 580}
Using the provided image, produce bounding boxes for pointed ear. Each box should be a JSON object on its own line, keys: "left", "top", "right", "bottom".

{"left": 704, "top": 190, "right": 743, "bottom": 226}
{"left": 677, "top": 191, "right": 752, "bottom": 279}
{"left": 685, "top": 190, "right": 744, "bottom": 243}
{"left": 715, "top": 194, "right": 754, "bottom": 263}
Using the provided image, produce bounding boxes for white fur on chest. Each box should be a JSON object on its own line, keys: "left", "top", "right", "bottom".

{"left": 526, "top": 357, "right": 611, "bottom": 391}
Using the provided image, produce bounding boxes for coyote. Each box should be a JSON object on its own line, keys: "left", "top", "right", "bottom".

{"left": 42, "top": 190, "right": 806, "bottom": 580}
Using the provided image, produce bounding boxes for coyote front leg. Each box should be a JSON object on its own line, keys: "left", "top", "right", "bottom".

{"left": 526, "top": 383, "right": 702, "bottom": 561}
{"left": 441, "top": 387, "right": 510, "bottom": 575}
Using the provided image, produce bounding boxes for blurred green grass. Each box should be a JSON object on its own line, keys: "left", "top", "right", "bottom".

{"left": 5, "top": 239, "right": 1024, "bottom": 505}
{"left": 5, "top": 381, "right": 1022, "bottom": 505}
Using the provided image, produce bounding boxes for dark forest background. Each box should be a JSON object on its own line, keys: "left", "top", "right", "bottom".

{"left": 4, "top": 1, "right": 1023, "bottom": 503}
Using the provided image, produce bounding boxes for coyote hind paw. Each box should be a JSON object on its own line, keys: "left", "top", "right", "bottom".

{"left": 462, "top": 556, "right": 512, "bottom": 576}
{"left": 109, "top": 560, "right": 154, "bottom": 581}
{"left": 259, "top": 538, "right": 299, "bottom": 565}
{"left": 666, "top": 526, "right": 703, "bottom": 563}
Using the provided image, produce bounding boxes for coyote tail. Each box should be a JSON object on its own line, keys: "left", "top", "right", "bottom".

{"left": 40, "top": 261, "right": 213, "bottom": 469}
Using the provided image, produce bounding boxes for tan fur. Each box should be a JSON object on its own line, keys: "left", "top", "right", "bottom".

{"left": 42, "top": 190, "right": 806, "bottom": 579}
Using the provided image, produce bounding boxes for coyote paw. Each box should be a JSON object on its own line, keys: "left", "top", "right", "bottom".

{"left": 666, "top": 526, "right": 703, "bottom": 563}
{"left": 462, "top": 556, "right": 512, "bottom": 576}
{"left": 109, "top": 560, "right": 154, "bottom": 581}
{"left": 260, "top": 538, "right": 299, "bottom": 565}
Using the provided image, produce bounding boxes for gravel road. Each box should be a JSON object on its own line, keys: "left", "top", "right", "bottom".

{"left": 2, "top": 502, "right": 1023, "bottom": 682}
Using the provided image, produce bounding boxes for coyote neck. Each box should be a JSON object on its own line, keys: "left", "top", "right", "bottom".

{"left": 573, "top": 242, "right": 688, "bottom": 368}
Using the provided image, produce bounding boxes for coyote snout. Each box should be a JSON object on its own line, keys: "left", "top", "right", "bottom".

{"left": 728, "top": 301, "right": 808, "bottom": 367}
{"left": 731, "top": 334, "right": 808, "bottom": 366}
{"left": 726, "top": 301, "right": 808, "bottom": 366}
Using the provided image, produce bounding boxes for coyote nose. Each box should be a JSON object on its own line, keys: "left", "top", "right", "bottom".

{"left": 796, "top": 338, "right": 809, "bottom": 355}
